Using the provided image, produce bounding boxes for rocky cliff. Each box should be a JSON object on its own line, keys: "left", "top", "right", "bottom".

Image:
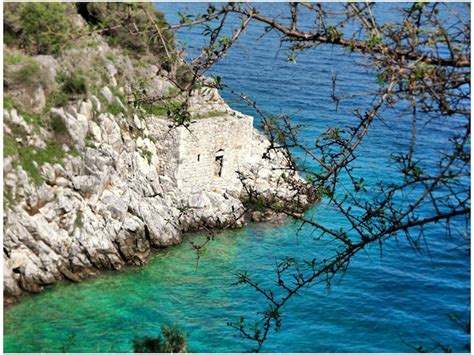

{"left": 3, "top": 4, "right": 311, "bottom": 304}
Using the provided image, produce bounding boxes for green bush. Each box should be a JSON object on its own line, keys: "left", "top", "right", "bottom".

{"left": 46, "top": 91, "right": 69, "bottom": 109}
{"left": 22, "top": 142, "right": 65, "bottom": 185}
{"left": 4, "top": 136, "right": 18, "bottom": 158}
{"left": 107, "top": 102, "right": 126, "bottom": 115}
{"left": 132, "top": 325, "right": 187, "bottom": 353}
{"left": 50, "top": 114, "right": 68, "bottom": 135}
{"left": 15, "top": 145, "right": 41, "bottom": 184}
{"left": 22, "top": 111, "right": 41, "bottom": 128}
{"left": 141, "top": 100, "right": 188, "bottom": 123}
{"left": 4, "top": 135, "right": 66, "bottom": 185}
{"left": 141, "top": 103, "right": 168, "bottom": 116}
{"left": 3, "top": 4, "right": 24, "bottom": 47}
{"left": 45, "top": 71, "right": 88, "bottom": 109}
{"left": 4, "top": 52, "right": 26, "bottom": 65}
{"left": 58, "top": 72, "right": 88, "bottom": 97}
{"left": 4, "top": 3, "right": 78, "bottom": 55}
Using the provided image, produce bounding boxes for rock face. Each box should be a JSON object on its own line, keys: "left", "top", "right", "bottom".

{"left": 4, "top": 39, "right": 311, "bottom": 306}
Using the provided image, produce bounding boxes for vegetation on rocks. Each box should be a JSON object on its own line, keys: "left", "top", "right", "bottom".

{"left": 4, "top": 138, "right": 65, "bottom": 185}
{"left": 2, "top": 1, "right": 218, "bottom": 141}
{"left": 77, "top": 3, "right": 176, "bottom": 71}
{"left": 132, "top": 325, "right": 187, "bottom": 353}
{"left": 2, "top": 3, "right": 305, "bottom": 319}
{"left": 57, "top": 71, "right": 88, "bottom": 99}
{"left": 4, "top": 50, "right": 44, "bottom": 91}
{"left": 4, "top": 3, "right": 79, "bottom": 55}
{"left": 3, "top": 2, "right": 182, "bottom": 187}
{"left": 4, "top": 3, "right": 175, "bottom": 63}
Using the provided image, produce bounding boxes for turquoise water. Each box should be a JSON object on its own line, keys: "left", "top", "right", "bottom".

{"left": 4, "top": 3, "right": 470, "bottom": 353}
{"left": 4, "top": 219, "right": 470, "bottom": 352}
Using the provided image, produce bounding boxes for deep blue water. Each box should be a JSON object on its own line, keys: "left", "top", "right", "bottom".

{"left": 4, "top": 3, "right": 470, "bottom": 353}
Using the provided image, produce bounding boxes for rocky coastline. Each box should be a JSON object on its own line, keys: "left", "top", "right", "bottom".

{"left": 3, "top": 5, "right": 313, "bottom": 305}
{"left": 4, "top": 93, "right": 311, "bottom": 305}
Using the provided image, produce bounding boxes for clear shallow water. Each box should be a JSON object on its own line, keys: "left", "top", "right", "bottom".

{"left": 4, "top": 220, "right": 470, "bottom": 353}
{"left": 4, "top": 3, "right": 470, "bottom": 353}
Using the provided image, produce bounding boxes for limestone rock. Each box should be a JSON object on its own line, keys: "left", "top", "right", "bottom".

{"left": 32, "top": 87, "right": 46, "bottom": 111}
{"left": 50, "top": 108, "right": 89, "bottom": 148}
{"left": 6, "top": 109, "right": 31, "bottom": 134}
{"left": 101, "top": 86, "right": 114, "bottom": 104}
{"left": 4, "top": 45, "right": 312, "bottom": 305}
{"left": 34, "top": 55, "right": 58, "bottom": 91}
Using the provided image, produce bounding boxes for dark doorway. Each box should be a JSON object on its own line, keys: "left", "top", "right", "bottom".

{"left": 214, "top": 150, "right": 224, "bottom": 177}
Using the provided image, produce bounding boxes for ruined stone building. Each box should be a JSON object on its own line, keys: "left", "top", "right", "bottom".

{"left": 152, "top": 112, "right": 254, "bottom": 196}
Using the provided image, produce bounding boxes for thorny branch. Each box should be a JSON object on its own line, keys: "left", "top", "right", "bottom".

{"left": 138, "top": 2, "right": 470, "bottom": 351}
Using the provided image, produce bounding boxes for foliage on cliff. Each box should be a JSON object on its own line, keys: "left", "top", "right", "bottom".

{"left": 2, "top": 3, "right": 181, "bottom": 205}
{"left": 4, "top": 3, "right": 79, "bottom": 55}
{"left": 4, "top": 2, "right": 175, "bottom": 66}
{"left": 77, "top": 3, "right": 176, "bottom": 71}
{"left": 132, "top": 325, "right": 187, "bottom": 353}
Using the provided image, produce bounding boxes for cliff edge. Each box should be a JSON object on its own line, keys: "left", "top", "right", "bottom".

{"left": 3, "top": 3, "right": 312, "bottom": 304}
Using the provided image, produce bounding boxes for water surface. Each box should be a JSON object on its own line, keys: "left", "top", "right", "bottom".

{"left": 4, "top": 3, "right": 470, "bottom": 353}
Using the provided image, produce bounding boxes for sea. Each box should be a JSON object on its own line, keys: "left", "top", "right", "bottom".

{"left": 3, "top": 3, "right": 470, "bottom": 353}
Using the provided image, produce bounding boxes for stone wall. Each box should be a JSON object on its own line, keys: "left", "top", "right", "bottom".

{"left": 171, "top": 113, "right": 254, "bottom": 195}
{"left": 147, "top": 118, "right": 180, "bottom": 179}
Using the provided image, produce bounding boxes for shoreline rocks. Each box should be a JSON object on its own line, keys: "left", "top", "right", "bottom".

{"left": 4, "top": 38, "right": 313, "bottom": 306}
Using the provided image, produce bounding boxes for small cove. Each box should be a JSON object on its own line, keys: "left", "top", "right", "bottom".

{"left": 4, "top": 211, "right": 470, "bottom": 352}
{"left": 4, "top": 3, "right": 470, "bottom": 353}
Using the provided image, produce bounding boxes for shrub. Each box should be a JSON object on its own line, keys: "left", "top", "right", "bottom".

{"left": 141, "top": 103, "right": 168, "bottom": 116}
{"left": 47, "top": 91, "right": 70, "bottom": 109}
{"left": 132, "top": 325, "right": 187, "bottom": 353}
{"left": 4, "top": 3, "right": 78, "bottom": 55}
{"left": 50, "top": 114, "right": 68, "bottom": 135}
{"left": 15, "top": 145, "right": 41, "bottom": 184}
{"left": 4, "top": 52, "right": 25, "bottom": 65}
{"left": 107, "top": 102, "right": 126, "bottom": 115}
{"left": 22, "top": 111, "right": 42, "bottom": 128}
{"left": 3, "top": 4, "right": 24, "bottom": 47}
{"left": 58, "top": 72, "right": 88, "bottom": 97}
{"left": 141, "top": 100, "right": 189, "bottom": 124}
{"left": 4, "top": 136, "right": 18, "bottom": 158}
{"left": 45, "top": 71, "right": 88, "bottom": 109}
{"left": 23, "top": 142, "right": 65, "bottom": 185}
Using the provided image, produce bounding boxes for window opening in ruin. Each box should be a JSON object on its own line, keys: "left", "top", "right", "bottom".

{"left": 214, "top": 150, "right": 224, "bottom": 177}
{"left": 197, "top": 154, "right": 201, "bottom": 162}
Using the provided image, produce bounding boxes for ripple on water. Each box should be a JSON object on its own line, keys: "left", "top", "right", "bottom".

{"left": 4, "top": 3, "right": 470, "bottom": 353}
